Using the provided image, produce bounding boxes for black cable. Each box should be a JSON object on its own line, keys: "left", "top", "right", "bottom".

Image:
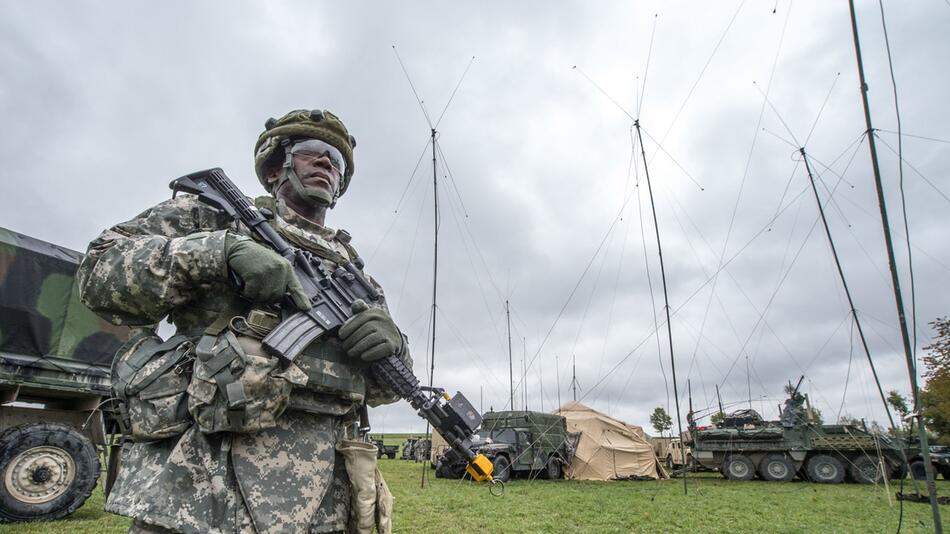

{"left": 877, "top": 0, "right": 916, "bottom": 360}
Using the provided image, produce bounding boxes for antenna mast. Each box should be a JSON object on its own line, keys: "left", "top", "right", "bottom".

{"left": 716, "top": 385, "right": 724, "bottom": 420}
{"left": 634, "top": 120, "right": 687, "bottom": 495}
{"left": 507, "top": 300, "right": 514, "bottom": 409}
{"left": 847, "top": 2, "right": 941, "bottom": 527}
{"left": 572, "top": 355, "right": 578, "bottom": 402}
{"left": 392, "top": 47, "right": 475, "bottom": 490}
{"left": 523, "top": 337, "right": 528, "bottom": 411}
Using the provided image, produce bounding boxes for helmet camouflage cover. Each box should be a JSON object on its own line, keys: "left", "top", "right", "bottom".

{"left": 254, "top": 109, "right": 357, "bottom": 196}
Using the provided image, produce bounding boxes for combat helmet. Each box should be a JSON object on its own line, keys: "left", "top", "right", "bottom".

{"left": 254, "top": 109, "right": 357, "bottom": 206}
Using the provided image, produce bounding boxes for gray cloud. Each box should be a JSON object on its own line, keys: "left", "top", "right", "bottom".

{"left": 2, "top": 1, "right": 948, "bottom": 435}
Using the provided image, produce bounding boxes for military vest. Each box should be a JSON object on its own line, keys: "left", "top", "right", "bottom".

{"left": 248, "top": 196, "right": 370, "bottom": 416}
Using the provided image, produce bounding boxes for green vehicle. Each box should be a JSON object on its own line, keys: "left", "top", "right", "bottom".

{"left": 688, "top": 378, "right": 920, "bottom": 484}
{"left": 0, "top": 227, "right": 131, "bottom": 522}
{"left": 434, "top": 410, "right": 577, "bottom": 482}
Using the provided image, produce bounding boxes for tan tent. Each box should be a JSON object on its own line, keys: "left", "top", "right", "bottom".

{"left": 430, "top": 429, "right": 449, "bottom": 463}
{"left": 554, "top": 401, "right": 667, "bottom": 480}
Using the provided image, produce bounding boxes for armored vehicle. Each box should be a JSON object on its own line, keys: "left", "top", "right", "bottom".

{"left": 370, "top": 437, "right": 398, "bottom": 459}
{"left": 434, "top": 410, "right": 577, "bottom": 482}
{"left": 924, "top": 445, "right": 949, "bottom": 480}
{"left": 688, "top": 378, "right": 919, "bottom": 484}
{"left": 0, "top": 227, "right": 131, "bottom": 521}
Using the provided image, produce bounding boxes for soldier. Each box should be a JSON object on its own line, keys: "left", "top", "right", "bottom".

{"left": 78, "top": 109, "right": 408, "bottom": 533}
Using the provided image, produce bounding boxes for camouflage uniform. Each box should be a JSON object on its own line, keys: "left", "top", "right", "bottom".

{"left": 79, "top": 194, "right": 407, "bottom": 533}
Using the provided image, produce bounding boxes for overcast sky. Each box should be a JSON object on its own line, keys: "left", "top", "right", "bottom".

{"left": 2, "top": 1, "right": 948, "bottom": 434}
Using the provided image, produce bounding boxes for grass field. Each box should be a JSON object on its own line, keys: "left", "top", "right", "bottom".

{"left": 0, "top": 456, "right": 946, "bottom": 533}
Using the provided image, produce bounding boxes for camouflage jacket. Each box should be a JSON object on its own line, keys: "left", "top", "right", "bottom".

{"left": 78, "top": 193, "right": 408, "bottom": 411}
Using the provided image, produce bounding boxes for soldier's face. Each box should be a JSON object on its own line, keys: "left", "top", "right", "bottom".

{"left": 291, "top": 150, "right": 341, "bottom": 197}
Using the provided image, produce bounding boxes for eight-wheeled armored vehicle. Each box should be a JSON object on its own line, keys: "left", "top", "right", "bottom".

{"left": 688, "top": 378, "right": 919, "bottom": 484}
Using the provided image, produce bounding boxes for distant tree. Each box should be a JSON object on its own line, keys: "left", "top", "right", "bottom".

{"left": 922, "top": 317, "right": 950, "bottom": 444}
{"left": 650, "top": 407, "right": 673, "bottom": 437}
{"left": 838, "top": 414, "right": 862, "bottom": 426}
{"left": 710, "top": 411, "right": 725, "bottom": 425}
{"left": 886, "top": 390, "right": 911, "bottom": 434}
{"left": 809, "top": 406, "right": 824, "bottom": 425}
{"left": 783, "top": 381, "right": 797, "bottom": 397}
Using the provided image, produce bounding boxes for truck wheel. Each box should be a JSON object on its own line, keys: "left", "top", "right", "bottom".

{"left": 0, "top": 423, "right": 100, "bottom": 522}
{"left": 850, "top": 456, "right": 884, "bottom": 484}
{"left": 759, "top": 454, "right": 795, "bottom": 482}
{"left": 889, "top": 462, "right": 908, "bottom": 480}
{"left": 909, "top": 461, "right": 927, "bottom": 481}
{"left": 806, "top": 454, "right": 845, "bottom": 484}
{"left": 492, "top": 455, "right": 511, "bottom": 483}
{"left": 544, "top": 457, "right": 561, "bottom": 480}
{"left": 722, "top": 455, "right": 755, "bottom": 481}
{"left": 387, "top": 451, "right": 396, "bottom": 460}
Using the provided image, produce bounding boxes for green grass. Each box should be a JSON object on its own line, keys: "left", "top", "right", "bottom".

{"left": 1, "top": 455, "right": 947, "bottom": 533}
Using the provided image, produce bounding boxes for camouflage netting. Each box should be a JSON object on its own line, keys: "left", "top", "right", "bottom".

{"left": 0, "top": 227, "right": 129, "bottom": 368}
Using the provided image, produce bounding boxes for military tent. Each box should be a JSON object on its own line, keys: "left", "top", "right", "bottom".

{"left": 554, "top": 401, "right": 666, "bottom": 480}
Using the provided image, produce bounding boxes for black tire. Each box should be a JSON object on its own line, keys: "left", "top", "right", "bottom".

{"left": 722, "top": 454, "right": 755, "bottom": 481}
{"left": 890, "top": 462, "right": 908, "bottom": 480}
{"left": 806, "top": 454, "right": 845, "bottom": 484}
{"left": 0, "top": 423, "right": 100, "bottom": 522}
{"left": 759, "top": 453, "right": 796, "bottom": 482}
{"left": 939, "top": 466, "right": 950, "bottom": 480}
{"left": 909, "top": 460, "right": 927, "bottom": 481}
{"left": 492, "top": 455, "right": 511, "bottom": 483}
{"left": 850, "top": 456, "right": 884, "bottom": 484}
{"left": 544, "top": 457, "right": 562, "bottom": 480}
{"left": 386, "top": 451, "right": 396, "bottom": 460}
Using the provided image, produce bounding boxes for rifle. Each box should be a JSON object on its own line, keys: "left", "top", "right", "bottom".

{"left": 170, "top": 168, "right": 495, "bottom": 484}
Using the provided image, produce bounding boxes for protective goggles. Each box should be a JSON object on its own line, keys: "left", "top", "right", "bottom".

{"left": 290, "top": 139, "right": 346, "bottom": 175}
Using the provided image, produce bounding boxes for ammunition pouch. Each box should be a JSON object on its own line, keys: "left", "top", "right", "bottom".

{"left": 111, "top": 332, "right": 194, "bottom": 441}
{"left": 237, "top": 307, "right": 369, "bottom": 416}
{"left": 187, "top": 331, "right": 307, "bottom": 434}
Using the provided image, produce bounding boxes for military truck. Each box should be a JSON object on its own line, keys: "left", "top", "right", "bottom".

{"left": 687, "top": 378, "right": 919, "bottom": 484}
{"left": 400, "top": 437, "right": 430, "bottom": 461}
{"left": 662, "top": 438, "right": 695, "bottom": 470}
{"left": 434, "top": 410, "right": 577, "bottom": 482}
{"left": 400, "top": 437, "right": 418, "bottom": 460}
{"left": 0, "top": 227, "right": 131, "bottom": 521}
{"left": 370, "top": 437, "right": 398, "bottom": 459}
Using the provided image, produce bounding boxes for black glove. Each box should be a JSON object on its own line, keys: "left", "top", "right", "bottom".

{"left": 339, "top": 300, "right": 405, "bottom": 361}
{"left": 225, "top": 235, "right": 311, "bottom": 310}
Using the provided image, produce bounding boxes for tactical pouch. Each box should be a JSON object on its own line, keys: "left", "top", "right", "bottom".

{"left": 111, "top": 331, "right": 194, "bottom": 441}
{"left": 187, "top": 331, "right": 307, "bottom": 434}
{"left": 336, "top": 439, "right": 393, "bottom": 534}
